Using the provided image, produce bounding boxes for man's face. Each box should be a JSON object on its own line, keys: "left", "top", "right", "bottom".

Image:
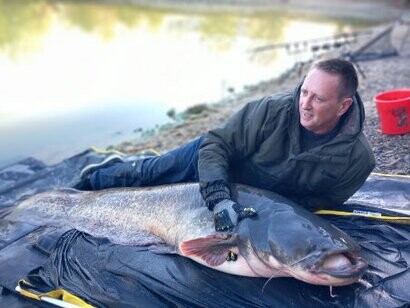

{"left": 299, "top": 68, "right": 352, "bottom": 134}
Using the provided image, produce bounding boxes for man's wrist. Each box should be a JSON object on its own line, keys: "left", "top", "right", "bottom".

{"left": 206, "top": 192, "right": 230, "bottom": 211}
{"left": 200, "top": 181, "right": 231, "bottom": 210}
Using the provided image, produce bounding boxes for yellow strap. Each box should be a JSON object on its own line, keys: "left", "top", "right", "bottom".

{"left": 143, "top": 148, "right": 161, "bottom": 156}
{"left": 315, "top": 210, "right": 410, "bottom": 224}
{"left": 16, "top": 280, "right": 41, "bottom": 301}
{"left": 89, "top": 146, "right": 124, "bottom": 156}
{"left": 89, "top": 145, "right": 161, "bottom": 156}
{"left": 16, "top": 280, "right": 95, "bottom": 308}
{"left": 370, "top": 172, "right": 410, "bottom": 179}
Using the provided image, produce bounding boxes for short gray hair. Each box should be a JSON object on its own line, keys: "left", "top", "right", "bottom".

{"left": 312, "top": 58, "right": 358, "bottom": 98}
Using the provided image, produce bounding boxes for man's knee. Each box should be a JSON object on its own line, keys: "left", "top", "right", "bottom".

{"left": 90, "top": 161, "right": 139, "bottom": 189}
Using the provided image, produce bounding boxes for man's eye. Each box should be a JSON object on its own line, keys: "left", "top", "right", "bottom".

{"left": 314, "top": 96, "right": 324, "bottom": 102}
{"left": 301, "top": 90, "right": 308, "bottom": 96}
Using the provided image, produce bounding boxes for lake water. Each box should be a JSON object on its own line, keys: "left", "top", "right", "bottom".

{"left": 0, "top": 2, "right": 373, "bottom": 168}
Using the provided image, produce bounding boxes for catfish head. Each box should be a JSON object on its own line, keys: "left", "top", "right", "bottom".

{"left": 180, "top": 186, "right": 367, "bottom": 286}
{"left": 235, "top": 199, "right": 367, "bottom": 286}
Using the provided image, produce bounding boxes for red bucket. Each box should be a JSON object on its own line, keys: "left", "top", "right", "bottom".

{"left": 373, "top": 89, "right": 410, "bottom": 135}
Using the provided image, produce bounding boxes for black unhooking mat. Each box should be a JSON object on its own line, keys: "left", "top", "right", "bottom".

{"left": 0, "top": 151, "right": 409, "bottom": 307}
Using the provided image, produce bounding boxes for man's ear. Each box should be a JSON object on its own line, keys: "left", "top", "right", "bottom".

{"left": 338, "top": 97, "right": 353, "bottom": 116}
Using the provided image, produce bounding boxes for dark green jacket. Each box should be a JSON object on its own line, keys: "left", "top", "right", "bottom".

{"left": 198, "top": 85, "right": 375, "bottom": 210}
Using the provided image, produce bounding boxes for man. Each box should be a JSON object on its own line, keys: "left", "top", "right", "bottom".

{"left": 75, "top": 58, "right": 375, "bottom": 232}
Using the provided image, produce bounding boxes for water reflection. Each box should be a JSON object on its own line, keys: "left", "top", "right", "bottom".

{"left": 0, "top": 2, "right": 372, "bottom": 167}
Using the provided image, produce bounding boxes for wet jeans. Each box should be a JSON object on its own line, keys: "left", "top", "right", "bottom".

{"left": 89, "top": 136, "right": 205, "bottom": 190}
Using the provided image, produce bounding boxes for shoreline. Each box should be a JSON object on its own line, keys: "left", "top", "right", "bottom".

{"left": 103, "top": 0, "right": 407, "bottom": 22}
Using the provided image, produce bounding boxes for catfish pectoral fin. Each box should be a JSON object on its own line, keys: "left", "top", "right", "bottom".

{"left": 180, "top": 233, "right": 237, "bottom": 266}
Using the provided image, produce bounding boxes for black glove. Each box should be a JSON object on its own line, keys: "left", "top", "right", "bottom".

{"left": 213, "top": 199, "right": 257, "bottom": 232}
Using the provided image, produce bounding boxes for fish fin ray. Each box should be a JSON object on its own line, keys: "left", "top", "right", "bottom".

{"left": 180, "top": 233, "right": 237, "bottom": 266}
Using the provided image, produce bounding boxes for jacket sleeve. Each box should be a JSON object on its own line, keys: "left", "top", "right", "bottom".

{"left": 293, "top": 137, "right": 375, "bottom": 210}
{"left": 198, "top": 96, "right": 273, "bottom": 210}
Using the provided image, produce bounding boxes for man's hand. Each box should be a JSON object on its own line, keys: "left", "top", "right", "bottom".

{"left": 213, "top": 199, "right": 257, "bottom": 232}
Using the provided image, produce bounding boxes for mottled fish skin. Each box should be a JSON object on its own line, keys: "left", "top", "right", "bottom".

{"left": 7, "top": 184, "right": 214, "bottom": 248}
{"left": 5, "top": 183, "right": 367, "bottom": 285}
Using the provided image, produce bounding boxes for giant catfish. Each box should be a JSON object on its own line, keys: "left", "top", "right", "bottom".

{"left": 5, "top": 183, "right": 366, "bottom": 286}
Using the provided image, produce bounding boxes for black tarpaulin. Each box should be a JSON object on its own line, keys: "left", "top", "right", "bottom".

{"left": 0, "top": 150, "right": 409, "bottom": 307}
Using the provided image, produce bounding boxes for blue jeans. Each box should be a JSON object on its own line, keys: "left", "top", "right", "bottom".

{"left": 89, "top": 136, "right": 205, "bottom": 190}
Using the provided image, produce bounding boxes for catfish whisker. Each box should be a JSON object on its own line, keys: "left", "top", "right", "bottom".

{"left": 329, "top": 285, "right": 337, "bottom": 298}
{"left": 262, "top": 269, "right": 281, "bottom": 293}
{"left": 261, "top": 253, "right": 317, "bottom": 293}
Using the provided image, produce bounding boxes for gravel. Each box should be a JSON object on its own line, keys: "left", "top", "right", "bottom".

{"left": 115, "top": 21, "right": 410, "bottom": 176}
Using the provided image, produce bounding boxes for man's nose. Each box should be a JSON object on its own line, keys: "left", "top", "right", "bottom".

{"left": 300, "top": 96, "right": 312, "bottom": 109}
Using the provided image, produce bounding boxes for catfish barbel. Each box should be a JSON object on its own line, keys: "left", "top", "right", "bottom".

{"left": 6, "top": 183, "right": 366, "bottom": 286}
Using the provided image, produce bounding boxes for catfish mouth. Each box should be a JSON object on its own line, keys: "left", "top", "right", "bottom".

{"left": 309, "top": 251, "right": 367, "bottom": 280}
